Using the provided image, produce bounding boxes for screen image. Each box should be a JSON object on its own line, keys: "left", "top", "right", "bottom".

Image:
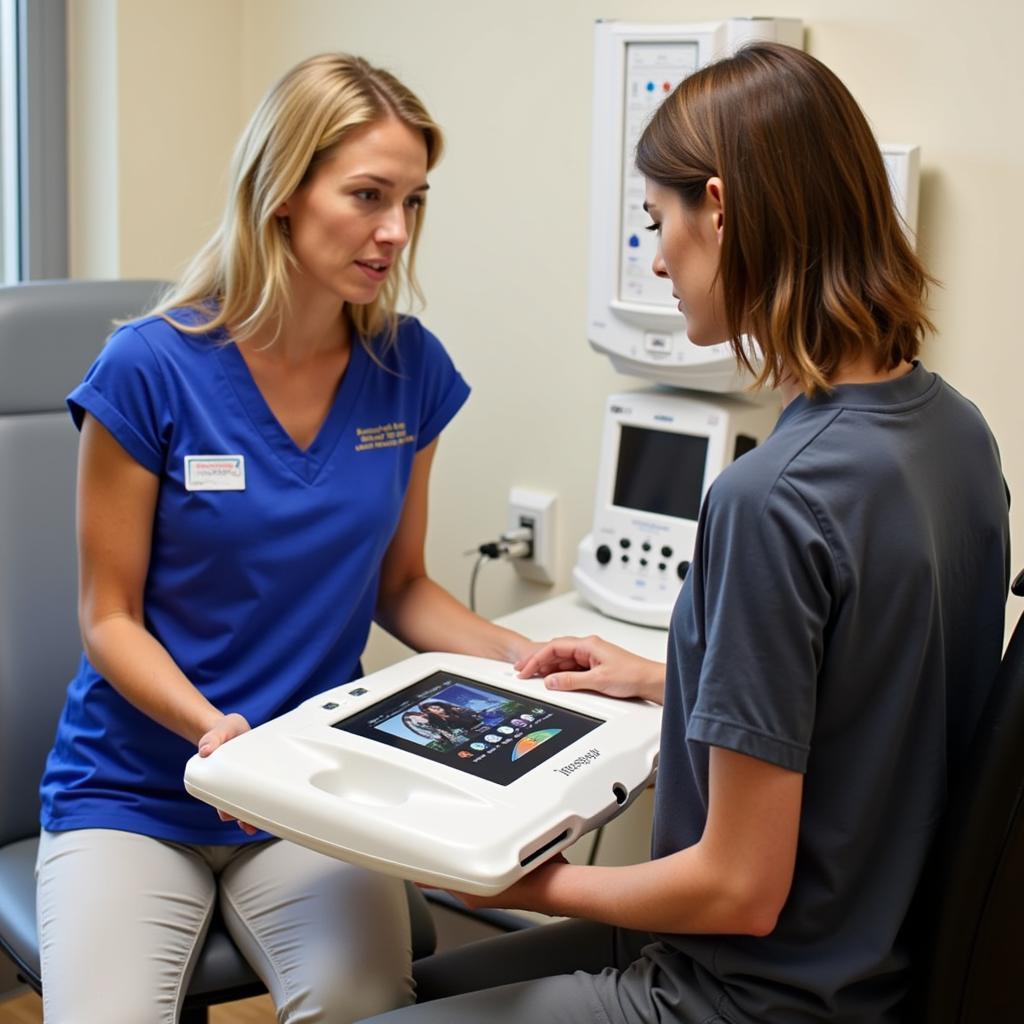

{"left": 613, "top": 424, "right": 708, "bottom": 521}
{"left": 333, "top": 672, "right": 603, "bottom": 786}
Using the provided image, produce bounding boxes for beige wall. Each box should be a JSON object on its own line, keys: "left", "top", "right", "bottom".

{"left": 69, "top": 0, "right": 1024, "bottom": 656}
{"left": 69, "top": 0, "right": 246, "bottom": 285}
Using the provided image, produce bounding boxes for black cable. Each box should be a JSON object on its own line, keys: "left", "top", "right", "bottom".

{"left": 466, "top": 527, "right": 534, "bottom": 614}
{"left": 469, "top": 552, "right": 488, "bottom": 613}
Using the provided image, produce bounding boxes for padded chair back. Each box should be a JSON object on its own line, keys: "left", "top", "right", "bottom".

{"left": 910, "top": 571, "right": 1024, "bottom": 1021}
{"left": 0, "top": 279, "right": 166, "bottom": 845}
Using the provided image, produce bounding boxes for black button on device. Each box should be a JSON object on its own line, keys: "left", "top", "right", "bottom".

{"left": 349, "top": 687, "right": 368, "bottom": 696}
{"left": 639, "top": 558, "right": 648, "bottom": 567}
{"left": 322, "top": 701, "right": 339, "bottom": 710}
{"left": 596, "top": 544, "right": 612, "bottom": 565}
{"left": 661, "top": 545, "right": 673, "bottom": 558}
{"left": 641, "top": 541, "right": 652, "bottom": 552}
{"left": 619, "top": 538, "right": 631, "bottom": 549}
{"left": 621, "top": 554, "right": 630, "bottom": 564}
{"left": 677, "top": 560, "right": 690, "bottom": 581}
{"left": 658, "top": 562, "right": 667, "bottom": 571}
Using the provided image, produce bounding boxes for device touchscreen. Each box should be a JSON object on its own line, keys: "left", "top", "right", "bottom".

{"left": 334, "top": 671, "right": 603, "bottom": 786}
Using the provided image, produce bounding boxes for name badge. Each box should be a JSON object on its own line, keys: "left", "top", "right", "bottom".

{"left": 184, "top": 454, "right": 246, "bottom": 491}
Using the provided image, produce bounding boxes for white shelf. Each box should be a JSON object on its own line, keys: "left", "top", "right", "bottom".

{"left": 494, "top": 591, "right": 669, "bottom": 662}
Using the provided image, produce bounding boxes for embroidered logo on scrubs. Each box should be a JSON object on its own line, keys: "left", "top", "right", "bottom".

{"left": 354, "top": 422, "right": 415, "bottom": 452}
{"left": 184, "top": 455, "right": 246, "bottom": 491}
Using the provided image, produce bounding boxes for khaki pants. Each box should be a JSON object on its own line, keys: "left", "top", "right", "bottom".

{"left": 36, "top": 828, "right": 414, "bottom": 1024}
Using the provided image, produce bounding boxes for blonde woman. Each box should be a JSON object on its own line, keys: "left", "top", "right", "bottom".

{"left": 36, "top": 54, "right": 533, "bottom": 1024}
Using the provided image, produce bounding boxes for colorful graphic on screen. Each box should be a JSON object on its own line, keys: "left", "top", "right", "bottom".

{"left": 334, "top": 671, "right": 603, "bottom": 786}
{"left": 372, "top": 682, "right": 522, "bottom": 753}
{"left": 511, "top": 728, "right": 562, "bottom": 761}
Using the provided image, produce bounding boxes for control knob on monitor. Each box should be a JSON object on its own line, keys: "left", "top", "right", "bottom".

{"left": 596, "top": 544, "right": 612, "bottom": 565}
{"left": 677, "top": 560, "right": 690, "bottom": 581}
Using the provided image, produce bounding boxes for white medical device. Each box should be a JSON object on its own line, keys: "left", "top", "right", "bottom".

{"left": 587, "top": 18, "right": 920, "bottom": 390}
{"left": 184, "top": 653, "right": 661, "bottom": 896}
{"left": 573, "top": 389, "right": 778, "bottom": 628}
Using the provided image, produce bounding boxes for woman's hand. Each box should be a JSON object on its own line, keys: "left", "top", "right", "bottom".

{"left": 197, "top": 711, "right": 251, "bottom": 755}
{"left": 515, "top": 636, "right": 666, "bottom": 704}
{"left": 197, "top": 713, "right": 259, "bottom": 835}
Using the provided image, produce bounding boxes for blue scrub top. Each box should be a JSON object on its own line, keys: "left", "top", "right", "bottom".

{"left": 40, "top": 312, "right": 470, "bottom": 844}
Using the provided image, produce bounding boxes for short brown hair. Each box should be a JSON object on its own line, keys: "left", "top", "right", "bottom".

{"left": 636, "top": 43, "right": 934, "bottom": 395}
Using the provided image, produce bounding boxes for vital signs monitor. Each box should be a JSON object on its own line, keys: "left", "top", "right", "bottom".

{"left": 184, "top": 653, "right": 662, "bottom": 895}
{"left": 574, "top": 389, "right": 779, "bottom": 627}
{"left": 588, "top": 18, "right": 803, "bottom": 391}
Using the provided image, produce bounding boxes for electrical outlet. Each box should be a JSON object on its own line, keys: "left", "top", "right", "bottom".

{"left": 507, "top": 488, "right": 557, "bottom": 585}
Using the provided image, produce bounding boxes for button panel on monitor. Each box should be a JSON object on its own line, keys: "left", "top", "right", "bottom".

{"left": 592, "top": 534, "right": 691, "bottom": 578}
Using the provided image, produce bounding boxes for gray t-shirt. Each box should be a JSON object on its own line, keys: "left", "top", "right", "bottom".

{"left": 651, "top": 364, "right": 1010, "bottom": 1023}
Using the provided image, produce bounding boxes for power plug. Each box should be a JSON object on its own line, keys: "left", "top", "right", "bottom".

{"left": 507, "top": 488, "right": 557, "bottom": 585}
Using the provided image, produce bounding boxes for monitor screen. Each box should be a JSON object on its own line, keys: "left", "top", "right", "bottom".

{"left": 612, "top": 425, "right": 708, "bottom": 521}
{"left": 333, "top": 671, "right": 603, "bottom": 786}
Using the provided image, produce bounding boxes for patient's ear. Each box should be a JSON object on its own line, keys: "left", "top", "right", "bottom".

{"left": 705, "top": 177, "right": 725, "bottom": 242}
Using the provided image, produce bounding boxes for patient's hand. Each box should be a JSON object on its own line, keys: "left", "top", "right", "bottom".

{"left": 442, "top": 855, "right": 569, "bottom": 915}
{"left": 515, "top": 636, "right": 665, "bottom": 705}
{"left": 197, "top": 713, "right": 259, "bottom": 835}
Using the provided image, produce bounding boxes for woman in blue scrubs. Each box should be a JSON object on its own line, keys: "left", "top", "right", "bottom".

{"left": 35, "top": 54, "right": 535, "bottom": 1024}
{"left": 360, "top": 43, "right": 1010, "bottom": 1024}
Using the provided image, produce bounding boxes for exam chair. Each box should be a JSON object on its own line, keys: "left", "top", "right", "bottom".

{"left": 907, "top": 567, "right": 1024, "bottom": 1021}
{"left": 0, "top": 280, "right": 436, "bottom": 1023}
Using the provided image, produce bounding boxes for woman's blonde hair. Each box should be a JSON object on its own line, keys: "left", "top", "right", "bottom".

{"left": 636, "top": 43, "right": 934, "bottom": 396}
{"left": 151, "top": 53, "right": 443, "bottom": 348}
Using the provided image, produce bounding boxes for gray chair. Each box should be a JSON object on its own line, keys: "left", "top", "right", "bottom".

{"left": 0, "top": 279, "right": 436, "bottom": 1022}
